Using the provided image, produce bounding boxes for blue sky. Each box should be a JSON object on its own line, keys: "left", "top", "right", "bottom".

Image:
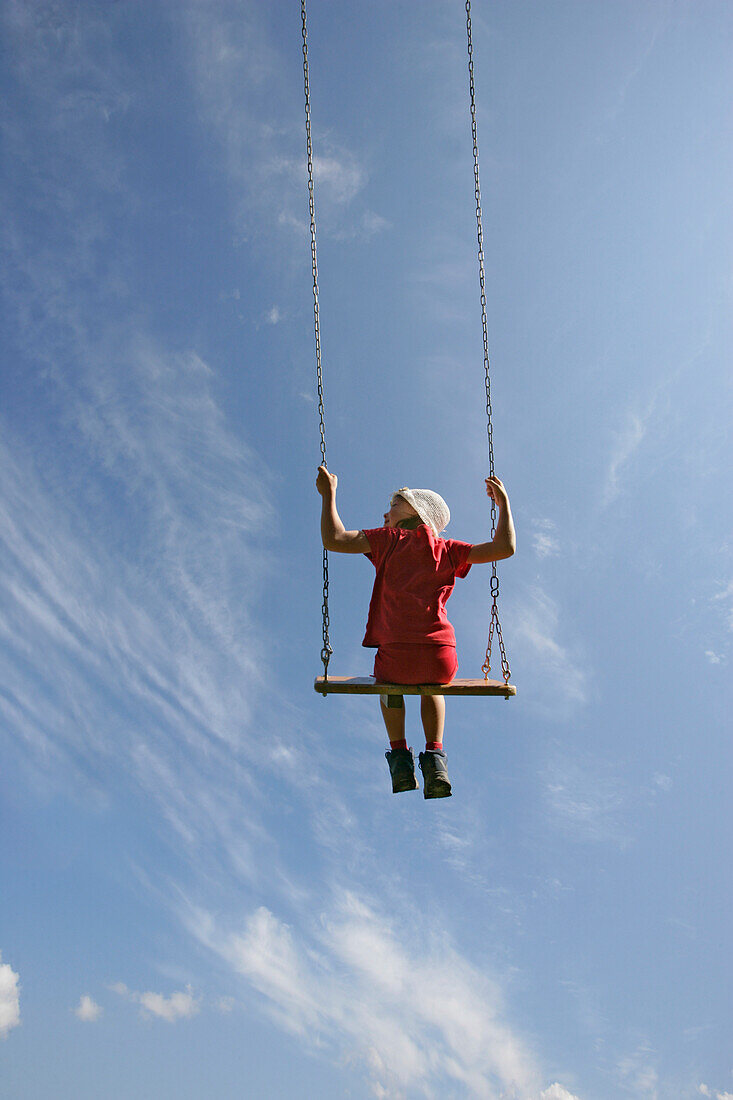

{"left": 1, "top": 1, "right": 731, "bottom": 1097}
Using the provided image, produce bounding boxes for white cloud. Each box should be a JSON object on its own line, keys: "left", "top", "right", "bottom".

{"left": 532, "top": 519, "right": 560, "bottom": 559}
{"left": 112, "top": 980, "right": 199, "bottom": 1023}
{"left": 266, "top": 305, "right": 281, "bottom": 324}
{"left": 699, "top": 1088, "right": 733, "bottom": 1100}
{"left": 704, "top": 650, "right": 725, "bottom": 664}
{"left": 533, "top": 534, "right": 560, "bottom": 559}
{"left": 185, "top": 893, "right": 542, "bottom": 1099}
{"left": 312, "top": 153, "right": 365, "bottom": 204}
{"left": 0, "top": 952, "right": 21, "bottom": 1039}
{"left": 540, "top": 1086, "right": 583, "bottom": 1100}
{"left": 75, "top": 995, "right": 103, "bottom": 1022}
{"left": 138, "top": 986, "right": 199, "bottom": 1023}
{"left": 360, "top": 210, "right": 390, "bottom": 236}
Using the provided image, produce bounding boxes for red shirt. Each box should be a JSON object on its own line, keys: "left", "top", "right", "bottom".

{"left": 361, "top": 525, "right": 473, "bottom": 648}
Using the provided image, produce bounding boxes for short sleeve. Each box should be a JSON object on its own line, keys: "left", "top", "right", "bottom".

{"left": 362, "top": 526, "right": 397, "bottom": 569}
{"left": 445, "top": 538, "right": 473, "bottom": 579}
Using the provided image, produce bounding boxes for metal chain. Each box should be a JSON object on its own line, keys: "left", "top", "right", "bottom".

{"left": 301, "top": 0, "right": 332, "bottom": 679}
{"left": 466, "top": 0, "right": 511, "bottom": 685}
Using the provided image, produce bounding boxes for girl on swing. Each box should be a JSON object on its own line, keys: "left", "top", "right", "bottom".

{"left": 316, "top": 466, "right": 515, "bottom": 799}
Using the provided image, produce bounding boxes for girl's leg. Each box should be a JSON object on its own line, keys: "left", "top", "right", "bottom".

{"left": 380, "top": 696, "right": 406, "bottom": 748}
{"left": 418, "top": 695, "right": 451, "bottom": 798}
{"left": 375, "top": 650, "right": 418, "bottom": 793}
{"left": 420, "top": 694, "right": 445, "bottom": 748}
{"left": 375, "top": 648, "right": 408, "bottom": 749}
{"left": 381, "top": 697, "right": 418, "bottom": 793}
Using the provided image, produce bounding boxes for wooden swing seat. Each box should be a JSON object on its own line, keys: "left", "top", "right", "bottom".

{"left": 314, "top": 676, "right": 516, "bottom": 699}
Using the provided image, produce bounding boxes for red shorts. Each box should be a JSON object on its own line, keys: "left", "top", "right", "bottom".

{"left": 373, "top": 643, "right": 458, "bottom": 685}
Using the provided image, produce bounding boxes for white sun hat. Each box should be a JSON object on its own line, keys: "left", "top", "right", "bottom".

{"left": 392, "top": 487, "right": 450, "bottom": 537}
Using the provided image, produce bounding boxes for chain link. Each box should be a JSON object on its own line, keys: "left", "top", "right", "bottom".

{"left": 466, "top": 0, "right": 511, "bottom": 686}
{"left": 302, "top": 0, "right": 332, "bottom": 680}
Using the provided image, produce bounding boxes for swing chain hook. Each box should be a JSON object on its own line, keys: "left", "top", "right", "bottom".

{"left": 481, "top": 579, "right": 511, "bottom": 686}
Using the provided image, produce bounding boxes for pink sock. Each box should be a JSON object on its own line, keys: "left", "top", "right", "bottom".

{"left": 390, "top": 739, "right": 408, "bottom": 751}
{"left": 426, "top": 741, "right": 443, "bottom": 752}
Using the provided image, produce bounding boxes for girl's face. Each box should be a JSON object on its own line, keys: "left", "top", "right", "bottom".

{"left": 384, "top": 495, "right": 419, "bottom": 528}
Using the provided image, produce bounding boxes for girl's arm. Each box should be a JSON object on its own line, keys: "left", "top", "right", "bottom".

{"left": 467, "top": 477, "right": 516, "bottom": 564}
{"left": 316, "top": 466, "right": 370, "bottom": 554}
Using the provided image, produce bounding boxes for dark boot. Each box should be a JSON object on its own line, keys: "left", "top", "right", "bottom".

{"left": 385, "top": 747, "right": 419, "bottom": 793}
{"left": 418, "top": 750, "right": 452, "bottom": 799}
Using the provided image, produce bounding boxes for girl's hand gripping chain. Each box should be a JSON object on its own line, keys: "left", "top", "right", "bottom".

{"left": 485, "top": 476, "right": 509, "bottom": 508}
{"left": 316, "top": 467, "right": 369, "bottom": 553}
{"left": 316, "top": 465, "right": 337, "bottom": 497}
{"left": 466, "top": 477, "right": 516, "bottom": 564}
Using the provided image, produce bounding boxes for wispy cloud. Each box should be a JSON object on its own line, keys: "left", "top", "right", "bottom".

{"left": 512, "top": 586, "right": 587, "bottom": 711}
{"left": 184, "top": 891, "right": 544, "bottom": 1099}
{"left": 712, "top": 580, "right": 733, "bottom": 632}
{"left": 701, "top": 581, "right": 733, "bottom": 665}
{"left": 532, "top": 519, "right": 560, "bottom": 559}
{"left": 604, "top": 12, "right": 665, "bottom": 128}
{"left": 1, "top": 49, "right": 286, "bottom": 866}
{"left": 0, "top": 952, "right": 21, "bottom": 1039}
{"left": 602, "top": 399, "right": 657, "bottom": 506}
{"left": 615, "top": 1042, "right": 658, "bottom": 1098}
{"left": 408, "top": 245, "right": 475, "bottom": 326}
{"left": 184, "top": 1, "right": 386, "bottom": 245}
{"left": 0, "top": 1, "right": 278, "bottom": 825}
{"left": 0, "top": 389, "right": 298, "bottom": 926}
{"left": 544, "top": 752, "right": 629, "bottom": 846}
{"left": 0, "top": 343, "right": 273, "bottom": 735}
